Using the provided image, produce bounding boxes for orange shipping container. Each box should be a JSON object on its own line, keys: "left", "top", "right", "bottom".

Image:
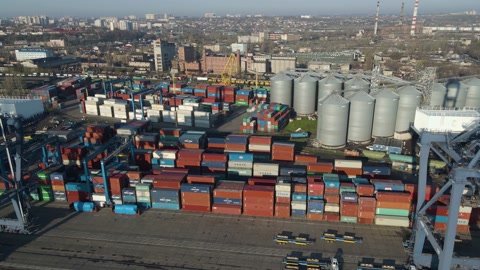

{"left": 307, "top": 213, "right": 324, "bottom": 221}
{"left": 376, "top": 191, "right": 412, "bottom": 203}
{"left": 324, "top": 212, "right": 340, "bottom": 222}
{"left": 187, "top": 175, "right": 216, "bottom": 184}
{"left": 295, "top": 154, "right": 318, "bottom": 163}
{"left": 214, "top": 190, "right": 243, "bottom": 200}
{"left": 358, "top": 217, "right": 375, "bottom": 224}
{"left": 324, "top": 193, "right": 340, "bottom": 204}
{"left": 307, "top": 162, "right": 333, "bottom": 173}
{"left": 356, "top": 184, "right": 375, "bottom": 197}
{"left": 212, "top": 204, "right": 242, "bottom": 215}
{"left": 376, "top": 201, "right": 411, "bottom": 210}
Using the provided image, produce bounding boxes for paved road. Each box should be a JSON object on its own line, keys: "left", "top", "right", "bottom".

{"left": 0, "top": 202, "right": 412, "bottom": 270}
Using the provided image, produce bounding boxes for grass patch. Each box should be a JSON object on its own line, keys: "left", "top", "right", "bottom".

{"left": 284, "top": 117, "right": 318, "bottom": 134}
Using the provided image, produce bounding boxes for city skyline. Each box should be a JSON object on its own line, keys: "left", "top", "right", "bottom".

{"left": 0, "top": 0, "right": 477, "bottom": 18}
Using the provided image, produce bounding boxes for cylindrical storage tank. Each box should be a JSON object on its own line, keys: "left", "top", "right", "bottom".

{"left": 293, "top": 74, "right": 318, "bottom": 115}
{"left": 445, "top": 79, "right": 468, "bottom": 108}
{"left": 429, "top": 82, "right": 447, "bottom": 107}
{"left": 270, "top": 73, "right": 294, "bottom": 107}
{"left": 464, "top": 78, "right": 480, "bottom": 108}
{"left": 317, "top": 94, "right": 350, "bottom": 148}
{"left": 347, "top": 91, "right": 375, "bottom": 143}
{"left": 372, "top": 89, "right": 399, "bottom": 138}
{"left": 395, "top": 86, "right": 422, "bottom": 133}
{"left": 318, "top": 74, "right": 343, "bottom": 101}
{"left": 344, "top": 75, "right": 370, "bottom": 99}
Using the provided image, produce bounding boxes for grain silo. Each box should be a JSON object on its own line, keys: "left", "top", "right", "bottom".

{"left": 317, "top": 94, "right": 350, "bottom": 148}
{"left": 372, "top": 89, "right": 399, "bottom": 138}
{"left": 347, "top": 91, "right": 375, "bottom": 143}
{"left": 293, "top": 73, "right": 318, "bottom": 115}
{"left": 344, "top": 75, "right": 370, "bottom": 99}
{"left": 464, "top": 78, "right": 480, "bottom": 108}
{"left": 429, "top": 82, "right": 447, "bottom": 107}
{"left": 270, "top": 72, "right": 294, "bottom": 107}
{"left": 395, "top": 86, "right": 422, "bottom": 133}
{"left": 318, "top": 74, "right": 343, "bottom": 101}
{"left": 445, "top": 79, "right": 468, "bottom": 108}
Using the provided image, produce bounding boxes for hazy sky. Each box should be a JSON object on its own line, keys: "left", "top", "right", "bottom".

{"left": 0, "top": 0, "right": 476, "bottom": 18}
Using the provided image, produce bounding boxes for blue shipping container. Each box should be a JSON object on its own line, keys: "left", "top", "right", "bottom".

{"left": 363, "top": 166, "right": 391, "bottom": 175}
{"left": 372, "top": 182, "right": 405, "bottom": 192}
{"left": 341, "top": 192, "right": 358, "bottom": 202}
{"left": 114, "top": 204, "right": 138, "bottom": 215}
{"left": 65, "top": 182, "right": 90, "bottom": 192}
{"left": 201, "top": 161, "right": 227, "bottom": 169}
{"left": 323, "top": 180, "right": 340, "bottom": 188}
{"left": 50, "top": 172, "right": 66, "bottom": 181}
{"left": 292, "top": 193, "right": 307, "bottom": 201}
{"left": 152, "top": 202, "right": 181, "bottom": 210}
{"left": 280, "top": 166, "right": 307, "bottom": 176}
{"left": 228, "top": 153, "right": 254, "bottom": 162}
{"left": 291, "top": 209, "right": 306, "bottom": 216}
{"left": 181, "top": 183, "right": 212, "bottom": 193}
{"left": 308, "top": 195, "right": 324, "bottom": 200}
{"left": 352, "top": 178, "right": 370, "bottom": 186}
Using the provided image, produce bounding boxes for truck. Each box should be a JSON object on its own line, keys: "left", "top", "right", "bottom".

{"left": 321, "top": 232, "right": 363, "bottom": 244}
{"left": 273, "top": 234, "right": 313, "bottom": 245}
{"left": 290, "top": 132, "right": 309, "bottom": 139}
{"left": 357, "top": 263, "right": 416, "bottom": 270}
{"left": 283, "top": 256, "right": 339, "bottom": 270}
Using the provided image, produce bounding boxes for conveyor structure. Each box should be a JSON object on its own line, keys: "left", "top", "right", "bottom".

{"left": 103, "top": 77, "right": 133, "bottom": 97}
{"left": 126, "top": 88, "right": 162, "bottom": 121}
{"left": 410, "top": 111, "right": 480, "bottom": 269}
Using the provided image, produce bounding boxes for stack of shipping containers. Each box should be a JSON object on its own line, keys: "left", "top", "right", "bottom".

{"left": 212, "top": 182, "right": 244, "bottom": 215}
{"left": 243, "top": 185, "right": 274, "bottom": 217}
{"left": 228, "top": 153, "right": 253, "bottom": 180}
{"left": 275, "top": 177, "right": 291, "bottom": 217}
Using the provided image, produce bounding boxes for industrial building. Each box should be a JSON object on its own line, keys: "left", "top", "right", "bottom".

{"left": 0, "top": 98, "right": 44, "bottom": 119}
{"left": 152, "top": 38, "right": 176, "bottom": 72}
{"left": 15, "top": 49, "right": 54, "bottom": 61}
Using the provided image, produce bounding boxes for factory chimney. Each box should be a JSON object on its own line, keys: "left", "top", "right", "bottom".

{"left": 399, "top": 2, "right": 404, "bottom": 25}
{"left": 374, "top": 0, "right": 380, "bottom": 36}
{"left": 410, "top": 0, "right": 419, "bottom": 36}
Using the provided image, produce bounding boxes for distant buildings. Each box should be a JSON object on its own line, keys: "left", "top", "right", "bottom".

{"left": 204, "top": 13, "right": 217, "bottom": 18}
{"left": 145, "top": 14, "right": 156, "bottom": 20}
{"left": 152, "top": 38, "right": 176, "bottom": 72}
{"left": 15, "top": 49, "right": 54, "bottom": 61}
{"left": 231, "top": 43, "right": 248, "bottom": 55}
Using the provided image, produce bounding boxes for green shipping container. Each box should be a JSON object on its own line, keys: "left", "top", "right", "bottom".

{"left": 136, "top": 196, "right": 152, "bottom": 203}
{"left": 135, "top": 183, "right": 152, "bottom": 191}
{"left": 307, "top": 172, "right": 324, "bottom": 176}
{"left": 375, "top": 208, "right": 410, "bottom": 217}
{"left": 340, "top": 187, "right": 356, "bottom": 194}
{"left": 0, "top": 189, "right": 4, "bottom": 196}
{"left": 340, "top": 216, "right": 358, "bottom": 223}
{"left": 36, "top": 171, "right": 51, "bottom": 180}
{"left": 235, "top": 101, "right": 249, "bottom": 106}
{"left": 362, "top": 150, "right": 386, "bottom": 160}
{"left": 160, "top": 135, "right": 179, "bottom": 141}
{"left": 30, "top": 193, "right": 40, "bottom": 200}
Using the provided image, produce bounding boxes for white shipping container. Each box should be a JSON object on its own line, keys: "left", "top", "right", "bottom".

{"left": 275, "top": 184, "right": 292, "bottom": 192}
{"left": 117, "top": 127, "right": 137, "bottom": 136}
{"left": 85, "top": 100, "right": 100, "bottom": 106}
{"left": 114, "top": 111, "right": 128, "bottom": 119}
{"left": 151, "top": 104, "right": 166, "bottom": 111}
{"left": 457, "top": 218, "right": 469, "bottom": 225}
{"left": 147, "top": 109, "right": 161, "bottom": 116}
{"left": 249, "top": 144, "right": 271, "bottom": 152}
{"left": 413, "top": 108, "right": 480, "bottom": 133}
{"left": 183, "top": 102, "right": 200, "bottom": 107}
{"left": 253, "top": 163, "right": 279, "bottom": 172}
{"left": 324, "top": 203, "right": 340, "bottom": 212}
{"left": 99, "top": 111, "right": 113, "bottom": 117}
{"left": 228, "top": 161, "right": 253, "bottom": 169}
{"left": 254, "top": 170, "right": 279, "bottom": 177}
{"left": 152, "top": 150, "right": 177, "bottom": 159}
{"left": 291, "top": 202, "right": 307, "bottom": 210}
{"left": 194, "top": 111, "right": 210, "bottom": 117}
{"left": 62, "top": 160, "right": 82, "bottom": 166}
{"left": 275, "top": 191, "right": 291, "bottom": 197}
{"left": 178, "top": 105, "right": 195, "bottom": 111}
{"left": 459, "top": 206, "right": 472, "bottom": 213}
{"left": 375, "top": 215, "right": 410, "bottom": 227}
{"left": 92, "top": 193, "right": 106, "bottom": 202}
{"left": 135, "top": 135, "right": 157, "bottom": 142}
{"left": 86, "top": 96, "right": 99, "bottom": 101}
{"left": 334, "top": 159, "right": 362, "bottom": 169}
{"left": 95, "top": 94, "right": 107, "bottom": 99}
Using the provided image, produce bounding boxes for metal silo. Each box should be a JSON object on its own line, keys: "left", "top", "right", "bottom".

{"left": 347, "top": 91, "right": 375, "bottom": 143}
{"left": 317, "top": 94, "right": 350, "bottom": 148}
{"left": 293, "top": 74, "right": 318, "bottom": 115}
{"left": 270, "top": 72, "right": 293, "bottom": 107}
{"left": 344, "top": 75, "right": 370, "bottom": 99}
{"left": 445, "top": 79, "right": 468, "bottom": 108}
{"left": 372, "top": 89, "right": 399, "bottom": 138}
{"left": 465, "top": 78, "right": 480, "bottom": 108}
{"left": 318, "top": 74, "right": 343, "bottom": 101}
{"left": 430, "top": 82, "right": 446, "bottom": 107}
{"left": 395, "top": 86, "right": 422, "bottom": 133}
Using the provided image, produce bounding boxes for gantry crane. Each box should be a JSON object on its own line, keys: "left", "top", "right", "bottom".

{"left": 221, "top": 53, "right": 239, "bottom": 86}
{"left": 410, "top": 106, "right": 480, "bottom": 269}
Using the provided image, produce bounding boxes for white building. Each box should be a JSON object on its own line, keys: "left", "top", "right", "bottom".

{"left": 0, "top": 98, "right": 44, "bottom": 119}
{"left": 94, "top": 19, "right": 104, "bottom": 27}
{"left": 119, "top": 20, "right": 133, "bottom": 31}
{"left": 145, "top": 14, "right": 156, "bottom": 20}
{"left": 15, "top": 49, "right": 54, "bottom": 61}
{"left": 152, "top": 38, "right": 176, "bottom": 72}
{"left": 231, "top": 43, "right": 248, "bottom": 55}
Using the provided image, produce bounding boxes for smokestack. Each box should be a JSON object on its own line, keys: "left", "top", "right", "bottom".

{"left": 399, "top": 2, "right": 404, "bottom": 25}
{"left": 410, "top": 0, "right": 419, "bottom": 36}
{"left": 374, "top": 0, "right": 380, "bottom": 36}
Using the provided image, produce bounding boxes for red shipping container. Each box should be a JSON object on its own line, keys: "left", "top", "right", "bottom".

{"left": 176, "top": 160, "right": 202, "bottom": 168}
{"left": 457, "top": 225, "right": 470, "bottom": 232}
{"left": 358, "top": 217, "right": 375, "bottom": 224}
{"left": 249, "top": 136, "right": 272, "bottom": 145}
{"left": 404, "top": 183, "right": 438, "bottom": 201}
{"left": 187, "top": 175, "right": 216, "bottom": 184}
{"left": 376, "top": 191, "right": 412, "bottom": 203}
{"left": 335, "top": 168, "right": 363, "bottom": 176}
{"left": 248, "top": 178, "right": 276, "bottom": 186}
{"left": 341, "top": 201, "right": 358, "bottom": 212}
{"left": 458, "top": 212, "right": 471, "bottom": 219}
{"left": 358, "top": 196, "right": 376, "bottom": 207}
{"left": 152, "top": 178, "right": 184, "bottom": 189}
{"left": 243, "top": 185, "right": 274, "bottom": 197}
{"left": 295, "top": 154, "right": 318, "bottom": 163}
{"left": 243, "top": 197, "right": 274, "bottom": 204}
{"left": 275, "top": 203, "right": 291, "bottom": 218}
{"left": 178, "top": 149, "right": 204, "bottom": 160}
{"left": 377, "top": 201, "right": 411, "bottom": 210}
{"left": 433, "top": 222, "right": 447, "bottom": 230}
{"left": 225, "top": 144, "right": 247, "bottom": 152}
{"left": 324, "top": 212, "right": 340, "bottom": 222}
{"left": 212, "top": 204, "right": 242, "bottom": 215}
{"left": 66, "top": 191, "right": 89, "bottom": 202}
{"left": 214, "top": 190, "right": 243, "bottom": 200}
{"left": 307, "top": 213, "right": 324, "bottom": 221}
{"left": 202, "top": 153, "right": 227, "bottom": 162}
{"left": 324, "top": 193, "right": 340, "bottom": 204}
{"left": 182, "top": 204, "right": 211, "bottom": 212}
{"left": 324, "top": 187, "right": 339, "bottom": 194}
{"left": 276, "top": 196, "right": 291, "bottom": 204}
{"left": 272, "top": 152, "right": 294, "bottom": 162}
{"left": 358, "top": 211, "right": 375, "bottom": 219}
{"left": 293, "top": 183, "right": 307, "bottom": 193}
{"left": 307, "top": 162, "right": 334, "bottom": 173}
{"left": 426, "top": 204, "right": 449, "bottom": 216}
{"left": 356, "top": 184, "right": 375, "bottom": 197}
{"left": 244, "top": 209, "right": 274, "bottom": 217}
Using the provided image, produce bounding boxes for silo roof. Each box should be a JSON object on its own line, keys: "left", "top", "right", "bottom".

{"left": 398, "top": 85, "right": 421, "bottom": 95}
{"left": 348, "top": 91, "right": 375, "bottom": 102}
{"left": 321, "top": 94, "right": 349, "bottom": 105}
{"left": 375, "top": 89, "right": 399, "bottom": 98}
{"left": 319, "top": 74, "right": 342, "bottom": 84}
{"left": 271, "top": 72, "right": 293, "bottom": 81}
{"left": 465, "top": 78, "right": 480, "bottom": 87}
{"left": 295, "top": 73, "right": 317, "bottom": 83}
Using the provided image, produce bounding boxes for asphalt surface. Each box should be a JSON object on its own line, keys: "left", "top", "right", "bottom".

{"left": 0, "top": 202, "right": 412, "bottom": 270}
